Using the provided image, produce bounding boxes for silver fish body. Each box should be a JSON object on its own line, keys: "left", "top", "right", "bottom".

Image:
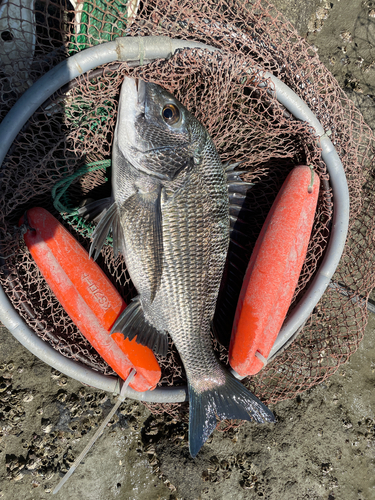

{"left": 85, "top": 78, "right": 275, "bottom": 457}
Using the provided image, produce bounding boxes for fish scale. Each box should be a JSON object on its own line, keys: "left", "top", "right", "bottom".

{"left": 82, "top": 77, "right": 275, "bottom": 457}
{"left": 161, "top": 173, "right": 220, "bottom": 345}
{"left": 157, "top": 156, "right": 229, "bottom": 391}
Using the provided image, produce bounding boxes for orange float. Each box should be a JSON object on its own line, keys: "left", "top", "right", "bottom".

{"left": 20, "top": 207, "right": 161, "bottom": 391}
{"left": 229, "top": 165, "right": 320, "bottom": 376}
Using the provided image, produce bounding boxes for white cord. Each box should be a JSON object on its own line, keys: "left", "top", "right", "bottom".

{"left": 255, "top": 350, "right": 268, "bottom": 367}
{"left": 53, "top": 368, "right": 136, "bottom": 494}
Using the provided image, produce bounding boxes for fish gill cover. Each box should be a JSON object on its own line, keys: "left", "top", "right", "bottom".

{"left": 0, "top": 0, "right": 374, "bottom": 425}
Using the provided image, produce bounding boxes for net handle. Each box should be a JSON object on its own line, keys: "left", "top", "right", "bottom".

{"left": 0, "top": 36, "right": 349, "bottom": 400}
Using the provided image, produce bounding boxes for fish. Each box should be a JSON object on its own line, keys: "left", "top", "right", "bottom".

{"left": 80, "top": 77, "right": 275, "bottom": 457}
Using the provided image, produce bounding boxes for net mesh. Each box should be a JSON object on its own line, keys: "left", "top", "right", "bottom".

{"left": 1, "top": 0, "right": 375, "bottom": 419}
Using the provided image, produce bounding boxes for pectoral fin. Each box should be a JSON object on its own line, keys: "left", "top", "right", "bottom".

{"left": 121, "top": 188, "right": 163, "bottom": 303}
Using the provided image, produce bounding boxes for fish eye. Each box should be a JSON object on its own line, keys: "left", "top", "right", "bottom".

{"left": 162, "top": 104, "right": 180, "bottom": 125}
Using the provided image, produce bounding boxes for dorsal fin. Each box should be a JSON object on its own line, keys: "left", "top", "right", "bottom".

{"left": 213, "top": 163, "right": 255, "bottom": 345}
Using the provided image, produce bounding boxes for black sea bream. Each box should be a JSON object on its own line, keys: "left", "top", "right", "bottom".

{"left": 84, "top": 78, "right": 275, "bottom": 457}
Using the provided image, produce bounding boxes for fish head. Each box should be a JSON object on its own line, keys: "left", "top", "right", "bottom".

{"left": 115, "top": 77, "right": 206, "bottom": 181}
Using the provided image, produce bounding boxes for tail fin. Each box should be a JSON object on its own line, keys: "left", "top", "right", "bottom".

{"left": 188, "top": 372, "right": 275, "bottom": 458}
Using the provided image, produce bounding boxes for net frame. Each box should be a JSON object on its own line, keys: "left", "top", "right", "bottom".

{"left": 0, "top": 36, "right": 349, "bottom": 402}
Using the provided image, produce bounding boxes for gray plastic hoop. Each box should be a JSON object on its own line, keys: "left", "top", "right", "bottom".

{"left": 0, "top": 36, "right": 349, "bottom": 401}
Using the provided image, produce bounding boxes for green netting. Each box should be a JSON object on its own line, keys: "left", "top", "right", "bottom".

{"left": 69, "top": 0, "right": 130, "bottom": 53}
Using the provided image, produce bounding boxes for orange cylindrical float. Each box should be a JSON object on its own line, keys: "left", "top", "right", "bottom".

{"left": 229, "top": 165, "right": 320, "bottom": 376}
{"left": 20, "top": 207, "right": 161, "bottom": 391}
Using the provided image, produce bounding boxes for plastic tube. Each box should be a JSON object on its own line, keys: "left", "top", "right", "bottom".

{"left": 259, "top": 74, "right": 325, "bottom": 136}
{"left": 0, "top": 36, "right": 349, "bottom": 401}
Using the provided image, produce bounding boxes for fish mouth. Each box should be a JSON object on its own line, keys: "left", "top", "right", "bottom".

{"left": 135, "top": 78, "right": 146, "bottom": 109}
{"left": 119, "top": 77, "right": 145, "bottom": 116}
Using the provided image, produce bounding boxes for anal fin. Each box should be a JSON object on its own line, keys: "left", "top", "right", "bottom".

{"left": 111, "top": 296, "right": 168, "bottom": 356}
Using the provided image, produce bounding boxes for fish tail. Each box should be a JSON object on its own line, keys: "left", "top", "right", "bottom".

{"left": 188, "top": 372, "right": 275, "bottom": 458}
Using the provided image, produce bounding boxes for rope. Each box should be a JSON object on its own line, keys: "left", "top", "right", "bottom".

{"left": 52, "top": 159, "right": 111, "bottom": 240}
